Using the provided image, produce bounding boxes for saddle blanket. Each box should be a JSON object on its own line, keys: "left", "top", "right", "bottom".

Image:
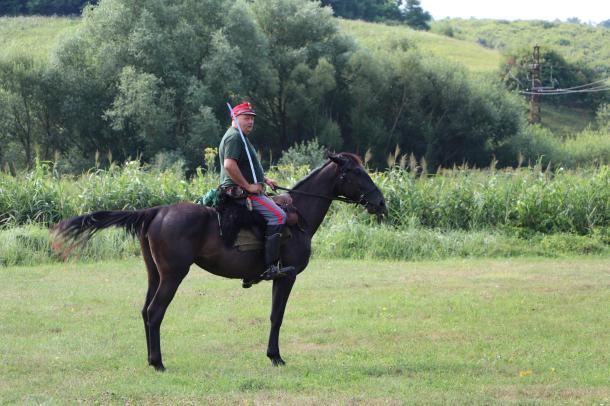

{"left": 233, "top": 227, "right": 292, "bottom": 252}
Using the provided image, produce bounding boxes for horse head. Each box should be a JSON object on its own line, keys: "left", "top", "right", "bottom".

{"left": 328, "top": 153, "right": 387, "bottom": 219}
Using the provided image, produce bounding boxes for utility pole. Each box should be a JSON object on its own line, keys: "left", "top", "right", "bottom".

{"left": 528, "top": 45, "right": 541, "bottom": 124}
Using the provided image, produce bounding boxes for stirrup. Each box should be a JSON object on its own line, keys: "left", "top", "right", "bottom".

{"left": 260, "top": 264, "right": 296, "bottom": 281}
{"left": 241, "top": 264, "right": 296, "bottom": 289}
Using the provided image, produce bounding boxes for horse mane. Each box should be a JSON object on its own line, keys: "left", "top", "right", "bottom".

{"left": 291, "top": 152, "right": 363, "bottom": 190}
{"left": 291, "top": 161, "right": 331, "bottom": 190}
{"left": 338, "top": 152, "right": 363, "bottom": 166}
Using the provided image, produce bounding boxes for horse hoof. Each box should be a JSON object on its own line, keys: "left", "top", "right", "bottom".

{"left": 270, "top": 356, "right": 286, "bottom": 366}
{"left": 150, "top": 362, "right": 166, "bottom": 372}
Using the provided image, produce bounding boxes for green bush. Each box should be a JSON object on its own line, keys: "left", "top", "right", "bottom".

{"left": 560, "top": 130, "right": 610, "bottom": 167}
{"left": 497, "top": 125, "right": 610, "bottom": 169}
{"left": 278, "top": 139, "right": 327, "bottom": 169}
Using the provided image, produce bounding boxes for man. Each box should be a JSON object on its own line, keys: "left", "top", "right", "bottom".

{"left": 218, "top": 102, "right": 294, "bottom": 282}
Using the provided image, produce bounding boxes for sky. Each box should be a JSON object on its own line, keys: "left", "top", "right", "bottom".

{"left": 420, "top": 0, "right": 610, "bottom": 24}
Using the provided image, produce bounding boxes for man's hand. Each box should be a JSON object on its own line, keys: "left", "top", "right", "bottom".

{"left": 264, "top": 177, "right": 279, "bottom": 191}
{"left": 224, "top": 159, "right": 263, "bottom": 194}
{"left": 245, "top": 183, "right": 264, "bottom": 194}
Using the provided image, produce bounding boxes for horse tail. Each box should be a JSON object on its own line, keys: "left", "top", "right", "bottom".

{"left": 51, "top": 207, "right": 161, "bottom": 256}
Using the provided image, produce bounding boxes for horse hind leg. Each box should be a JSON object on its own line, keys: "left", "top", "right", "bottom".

{"left": 140, "top": 237, "right": 159, "bottom": 365}
{"left": 146, "top": 266, "right": 189, "bottom": 371}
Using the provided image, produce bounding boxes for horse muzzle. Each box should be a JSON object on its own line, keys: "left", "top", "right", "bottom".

{"left": 365, "top": 195, "right": 387, "bottom": 224}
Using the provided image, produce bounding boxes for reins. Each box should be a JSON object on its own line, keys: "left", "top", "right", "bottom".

{"left": 274, "top": 184, "right": 378, "bottom": 207}
{"left": 273, "top": 186, "right": 355, "bottom": 204}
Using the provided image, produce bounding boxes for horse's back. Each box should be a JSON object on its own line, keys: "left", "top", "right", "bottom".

{"left": 145, "top": 203, "right": 218, "bottom": 265}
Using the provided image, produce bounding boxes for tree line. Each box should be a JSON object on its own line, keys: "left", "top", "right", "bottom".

{"left": 320, "top": 0, "right": 431, "bottom": 29}
{"left": 0, "top": 0, "right": 547, "bottom": 173}
{"left": 0, "top": 0, "right": 97, "bottom": 16}
{"left": 1, "top": 0, "right": 432, "bottom": 30}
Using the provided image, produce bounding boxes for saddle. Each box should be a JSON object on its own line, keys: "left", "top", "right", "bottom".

{"left": 214, "top": 189, "right": 301, "bottom": 250}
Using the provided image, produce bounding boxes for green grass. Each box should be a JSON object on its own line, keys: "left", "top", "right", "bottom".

{"left": 0, "top": 16, "right": 79, "bottom": 60}
{"left": 339, "top": 19, "right": 502, "bottom": 73}
{"left": 431, "top": 19, "right": 610, "bottom": 71}
{"left": 1, "top": 222, "right": 608, "bottom": 267}
{"left": 541, "top": 104, "right": 596, "bottom": 138}
{"left": 1, "top": 258, "right": 608, "bottom": 404}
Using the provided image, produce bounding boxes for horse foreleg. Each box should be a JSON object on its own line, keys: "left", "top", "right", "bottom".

{"left": 146, "top": 271, "right": 187, "bottom": 371}
{"left": 266, "top": 274, "right": 296, "bottom": 366}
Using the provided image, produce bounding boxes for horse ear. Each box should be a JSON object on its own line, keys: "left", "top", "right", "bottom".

{"left": 328, "top": 154, "right": 348, "bottom": 166}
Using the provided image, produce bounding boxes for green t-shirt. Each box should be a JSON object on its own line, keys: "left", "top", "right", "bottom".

{"left": 218, "top": 127, "right": 265, "bottom": 187}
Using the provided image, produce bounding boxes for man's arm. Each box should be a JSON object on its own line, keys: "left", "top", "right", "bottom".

{"left": 224, "top": 159, "right": 263, "bottom": 194}
{"left": 264, "top": 177, "right": 278, "bottom": 190}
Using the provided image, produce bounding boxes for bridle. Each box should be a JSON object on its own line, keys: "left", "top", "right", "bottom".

{"left": 274, "top": 167, "right": 379, "bottom": 208}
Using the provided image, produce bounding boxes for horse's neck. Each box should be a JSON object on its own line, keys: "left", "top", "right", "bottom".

{"left": 291, "top": 165, "right": 336, "bottom": 236}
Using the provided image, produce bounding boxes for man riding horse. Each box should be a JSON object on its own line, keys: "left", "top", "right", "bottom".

{"left": 53, "top": 103, "right": 388, "bottom": 371}
{"left": 218, "top": 102, "right": 294, "bottom": 281}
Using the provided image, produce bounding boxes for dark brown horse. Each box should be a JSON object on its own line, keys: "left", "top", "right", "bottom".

{"left": 53, "top": 153, "right": 386, "bottom": 371}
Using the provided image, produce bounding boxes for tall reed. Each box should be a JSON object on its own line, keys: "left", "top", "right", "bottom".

{"left": 1, "top": 160, "right": 608, "bottom": 236}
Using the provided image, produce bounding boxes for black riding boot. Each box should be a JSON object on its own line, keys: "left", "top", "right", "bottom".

{"left": 242, "top": 226, "right": 295, "bottom": 288}
{"left": 261, "top": 226, "right": 295, "bottom": 280}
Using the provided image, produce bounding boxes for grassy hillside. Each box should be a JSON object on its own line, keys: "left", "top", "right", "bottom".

{"left": 0, "top": 16, "right": 79, "bottom": 60}
{"left": 339, "top": 19, "right": 502, "bottom": 73}
{"left": 3, "top": 15, "right": 606, "bottom": 77}
{"left": 339, "top": 19, "right": 598, "bottom": 133}
{"left": 431, "top": 19, "right": 610, "bottom": 72}
{"left": 0, "top": 16, "right": 504, "bottom": 73}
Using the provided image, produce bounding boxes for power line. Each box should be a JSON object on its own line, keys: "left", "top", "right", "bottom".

{"left": 547, "top": 77, "right": 609, "bottom": 91}
{"left": 519, "top": 86, "right": 610, "bottom": 95}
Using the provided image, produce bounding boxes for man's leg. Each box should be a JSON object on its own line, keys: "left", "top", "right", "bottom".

{"left": 247, "top": 194, "right": 295, "bottom": 280}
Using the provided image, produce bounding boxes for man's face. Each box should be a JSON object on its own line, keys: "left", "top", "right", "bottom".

{"left": 235, "top": 114, "right": 255, "bottom": 135}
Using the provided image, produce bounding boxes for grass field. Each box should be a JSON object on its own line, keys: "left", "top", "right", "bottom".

{"left": 2, "top": 258, "right": 608, "bottom": 404}
{"left": 0, "top": 16, "right": 79, "bottom": 60}
{"left": 430, "top": 18, "right": 610, "bottom": 72}
{"left": 339, "top": 19, "right": 502, "bottom": 73}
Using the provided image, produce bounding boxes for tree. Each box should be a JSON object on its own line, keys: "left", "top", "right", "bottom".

{"left": 244, "top": 0, "right": 354, "bottom": 151}
{"left": 0, "top": 56, "right": 65, "bottom": 168}
{"left": 320, "top": 0, "right": 403, "bottom": 22}
{"left": 403, "top": 0, "right": 431, "bottom": 31}
{"left": 54, "top": 0, "right": 228, "bottom": 169}
{"left": 51, "top": 0, "right": 352, "bottom": 168}
{"left": 0, "top": 0, "right": 530, "bottom": 172}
